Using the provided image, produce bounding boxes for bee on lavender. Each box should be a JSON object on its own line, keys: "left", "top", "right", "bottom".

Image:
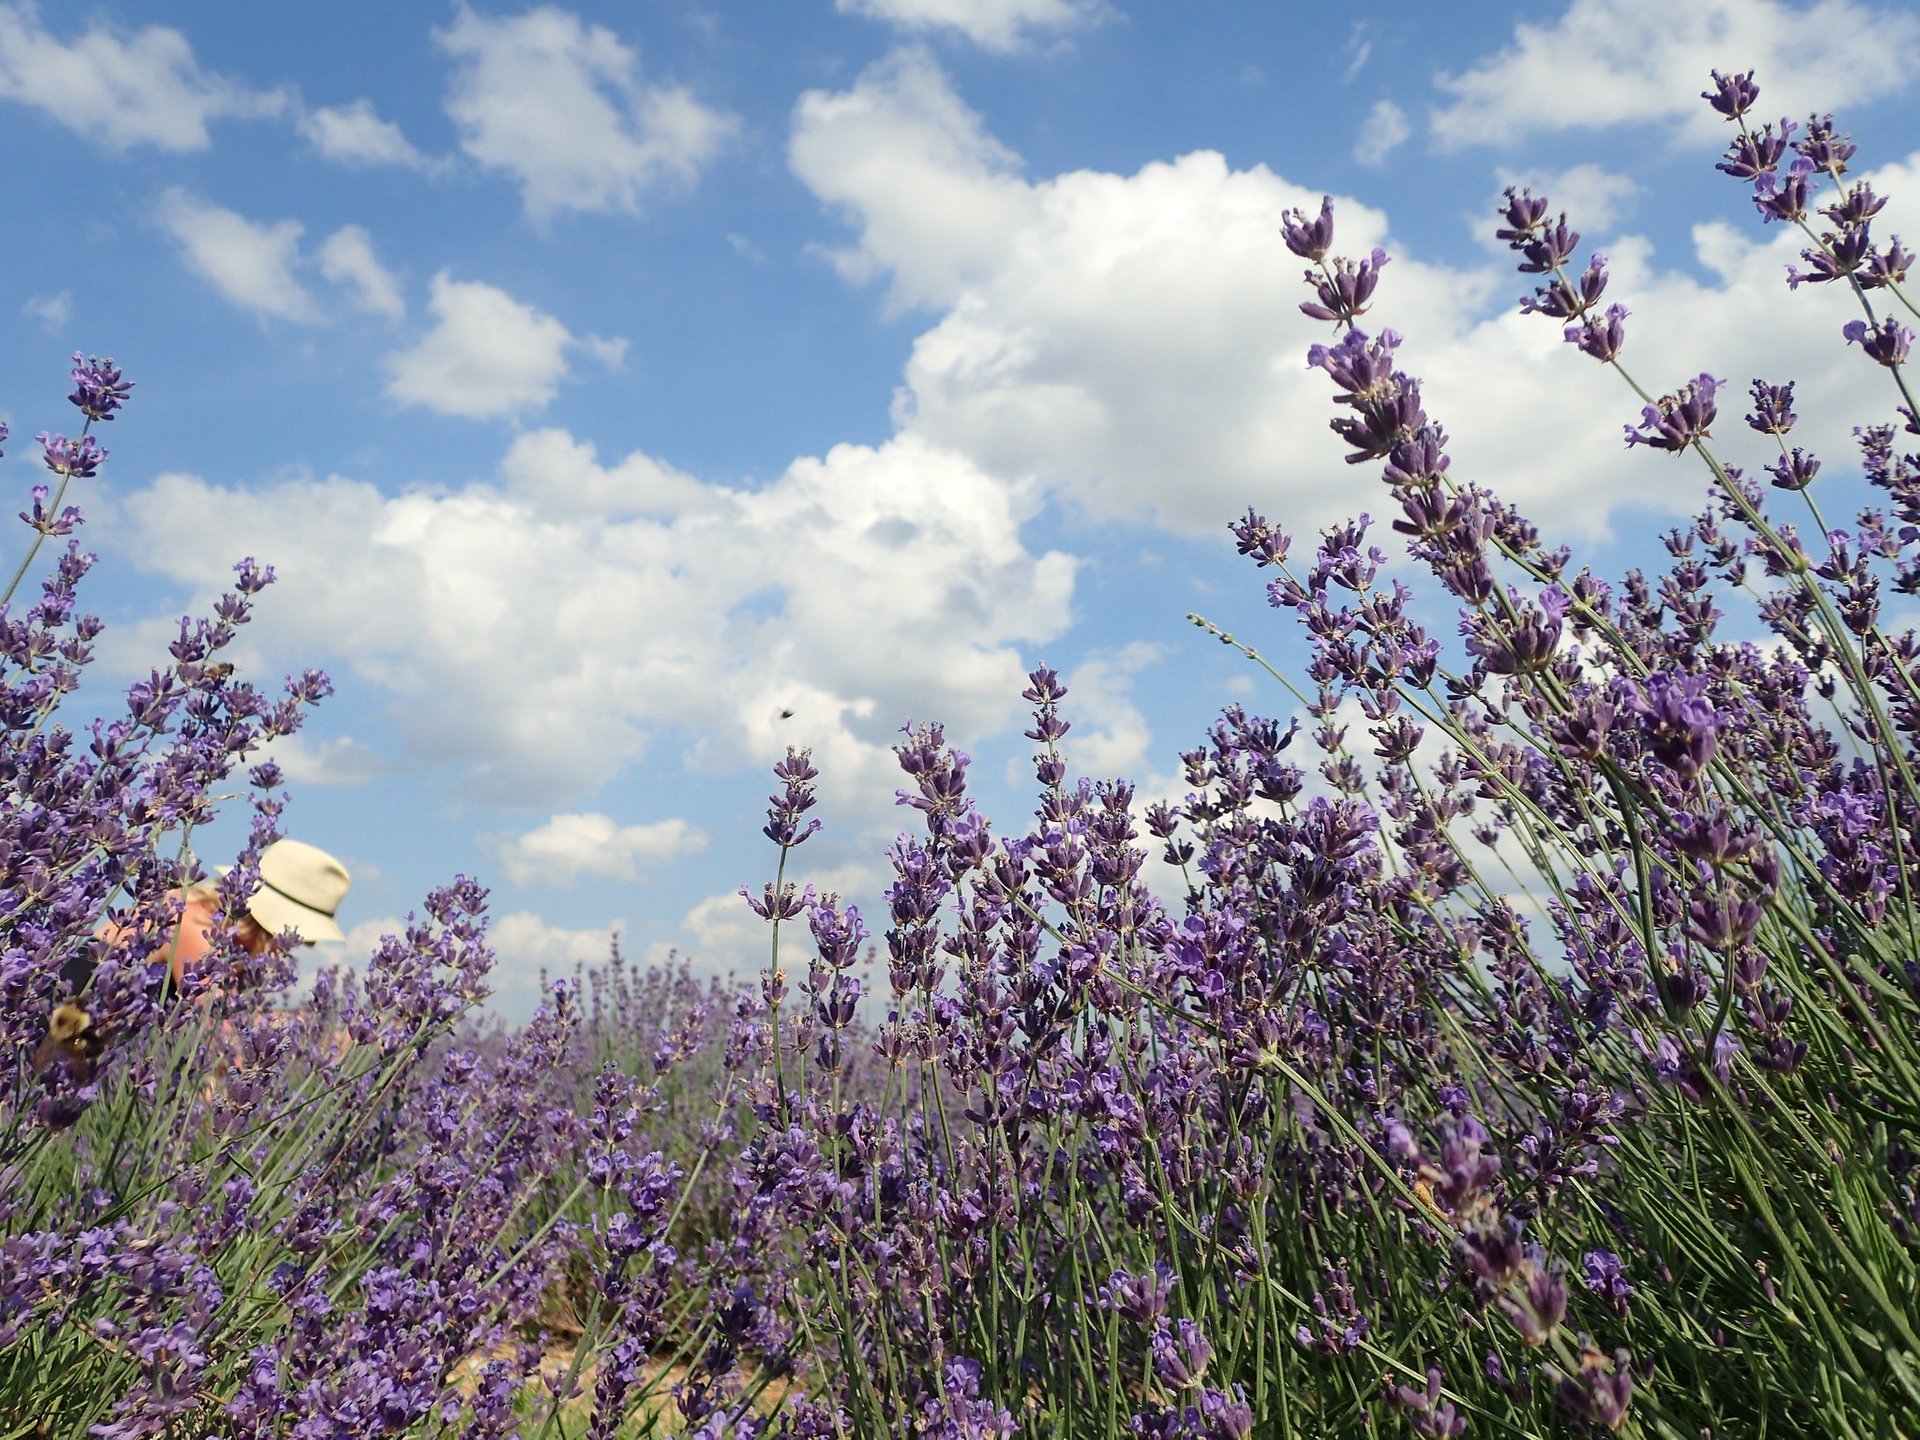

{"left": 32, "top": 1002, "right": 105, "bottom": 1085}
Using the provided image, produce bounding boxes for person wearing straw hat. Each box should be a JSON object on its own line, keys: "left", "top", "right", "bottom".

{"left": 66, "top": 838, "right": 351, "bottom": 993}
{"left": 32, "top": 842, "right": 352, "bottom": 1091}
{"left": 208, "top": 839, "right": 351, "bottom": 967}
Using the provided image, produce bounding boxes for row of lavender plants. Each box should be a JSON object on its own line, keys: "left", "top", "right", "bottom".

{"left": 5, "top": 66, "right": 1919, "bottom": 1438}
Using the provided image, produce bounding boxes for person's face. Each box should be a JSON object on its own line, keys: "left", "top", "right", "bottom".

{"left": 236, "top": 915, "right": 316, "bottom": 958}
{"left": 235, "top": 916, "right": 276, "bottom": 957}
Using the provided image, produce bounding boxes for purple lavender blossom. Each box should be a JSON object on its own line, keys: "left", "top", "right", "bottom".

{"left": 1718, "top": 116, "right": 1795, "bottom": 181}
{"left": 1622, "top": 374, "right": 1721, "bottom": 452}
{"left": 1794, "top": 113, "right": 1856, "bottom": 173}
{"left": 35, "top": 432, "right": 105, "bottom": 478}
{"left": 1624, "top": 670, "right": 1725, "bottom": 780}
{"left": 67, "top": 354, "right": 132, "bottom": 422}
{"left": 1746, "top": 379, "right": 1797, "bottom": 434}
{"left": 1552, "top": 1344, "right": 1638, "bottom": 1433}
{"left": 1566, "top": 302, "right": 1629, "bottom": 361}
{"left": 1280, "top": 194, "right": 1335, "bottom": 262}
{"left": 1766, "top": 448, "right": 1821, "bottom": 490}
{"left": 1581, "top": 1250, "right": 1634, "bottom": 1318}
{"left": 1299, "top": 248, "right": 1390, "bottom": 325}
{"left": 1389, "top": 1366, "right": 1466, "bottom": 1439}
{"left": 1753, "top": 157, "right": 1816, "bottom": 224}
{"left": 1843, "top": 317, "right": 1913, "bottom": 368}
{"left": 1702, "top": 68, "right": 1759, "bottom": 119}
{"left": 763, "top": 746, "right": 823, "bottom": 848}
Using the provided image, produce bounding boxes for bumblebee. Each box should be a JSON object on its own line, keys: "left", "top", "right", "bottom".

{"left": 32, "top": 1002, "right": 104, "bottom": 1085}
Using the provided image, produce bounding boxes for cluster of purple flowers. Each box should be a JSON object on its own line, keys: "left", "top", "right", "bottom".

{"left": 694, "top": 65, "right": 1920, "bottom": 1438}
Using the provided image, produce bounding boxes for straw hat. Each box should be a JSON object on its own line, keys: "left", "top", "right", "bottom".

{"left": 217, "top": 839, "right": 350, "bottom": 944}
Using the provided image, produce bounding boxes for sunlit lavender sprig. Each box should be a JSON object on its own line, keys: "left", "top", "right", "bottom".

{"left": 742, "top": 746, "right": 823, "bottom": 1122}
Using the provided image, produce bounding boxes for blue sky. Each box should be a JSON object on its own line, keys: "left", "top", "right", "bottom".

{"left": 3, "top": 0, "right": 1917, "bottom": 1013}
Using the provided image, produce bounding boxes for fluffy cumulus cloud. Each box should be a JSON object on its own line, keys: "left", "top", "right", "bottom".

{"left": 493, "top": 812, "right": 708, "bottom": 888}
{"left": 155, "top": 188, "right": 318, "bottom": 323}
{"left": 790, "top": 52, "right": 1479, "bottom": 536}
{"left": 317, "top": 224, "right": 405, "bottom": 320}
{"left": 487, "top": 911, "right": 628, "bottom": 1008}
{"left": 789, "top": 46, "right": 1040, "bottom": 312}
{"left": 382, "top": 273, "right": 617, "bottom": 419}
{"left": 0, "top": 1, "right": 287, "bottom": 152}
{"left": 114, "top": 428, "right": 1076, "bottom": 812}
{"left": 790, "top": 48, "right": 1920, "bottom": 550}
{"left": 297, "top": 97, "right": 434, "bottom": 170}
{"left": 1432, "top": 0, "right": 1920, "bottom": 149}
{"left": 434, "top": 4, "right": 736, "bottom": 219}
{"left": 257, "top": 732, "right": 391, "bottom": 788}
{"left": 834, "top": 0, "right": 1108, "bottom": 52}
{"left": 1353, "top": 99, "right": 1410, "bottom": 167}
{"left": 158, "top": 194, "right": 406, "bottom": 327}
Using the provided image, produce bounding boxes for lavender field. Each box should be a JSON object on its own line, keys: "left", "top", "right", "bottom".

{"left": 7, "top": 62, "right": 1920, "bottom": 1439}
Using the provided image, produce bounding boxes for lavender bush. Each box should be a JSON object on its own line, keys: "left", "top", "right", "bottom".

{"left": 0, "top": 363, "right": 690, "bottom": 1435}
{"left": 706, "top": 68, "right": 1920, "bottom": 1439}
{"left": 6, "top": 63, "right": 1920, "bottom": 1440}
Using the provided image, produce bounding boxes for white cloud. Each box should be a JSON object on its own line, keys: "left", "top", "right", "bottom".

{"left": 336, "top": 915, "right": 404, "bottom": 964}
{"left": 789, "top": 47, "right": 1040, "bottom": 311}
{"left": 298, "top": 97, "right": 433, "bottom": 170}
{"left": 1341, "top": 22, "right": 1374, "bottom": 83}
{"left": 493, "top": 812, "right": 708, "bottom": 888}
{"left": 790, "top": 48, "right": 1920, "bottom": 555}
{"left": 791, "top": 52, "right": 1448, "bottom": 535}
{"left": 579, "top": 333, "right": 630, "bottom": 369}
{"left": 0, "top": 1, "right": 287, "bottom": 152}
{"left": 1488, "top": 163, "right": 1641, "bottom": 238}
{"left": 22, "top": 290, "right": 69, "bottom": 331}
{"left": 115, "top": 429, "right": 1076, "bottom": 807}
{"left": 317, "top": 224, "right": 405, "bottom": 320}
{"left": 1432, "top": 0, "right": 1920, "bottom": 149}
{"left": 497, "top": 425, "right": 710, "bottom": 518}
{"left": 155, "top": 188, "right": 317, "bottom": 323}
{"left": 156, "top": 197, "right": 402, "bottom": 327}
{"left": 834, "top": 0, "right": 1108, "bottom": 52}
{"left": 645, "top": 890, "right": 767, "bottom": 984}
{"left": 1353, "top": 99, "right": 1410, "bottom": 168}
{"left": 488, "top": 910, "right": 626, "bottom": 1008}
{"left": 382, "top": 273, "right": 602, "bottom": 419}
{"left": 258, "top": 732, "right": 391, "bottom": 788}
{"left": 1055, "top": 643, "right": 1164, "bottom": 783}
{"left": 434, "top": 4, "right": 736, "bottom": 219}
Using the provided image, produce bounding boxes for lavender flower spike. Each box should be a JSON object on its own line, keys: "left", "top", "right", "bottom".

{"left": 1281, "top": 194, "right": 1335, "bottom": 262}
{"left": 1703, "top": 68, "right": 1760, "bottom": 119}
{"left": 68, "top": 353, "right": 133, "bottom": 422}
{"left": 1745, "top": 379, "right": 1797, "bottom": 434}
{"left": 1623, "top": 374, "right": 1721, "bottom": 452}
{"left": 36, "top": 432, "right": 105, "bottom": 478}
{"left": 1300, "top": 248, "right": 1390, "bottom": 325}
{"left": 1566, "top": 302, "right": 1629, "bottom": 362}
{"left": 1843, "top": 317, "right": 1914, "bottom": 368}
